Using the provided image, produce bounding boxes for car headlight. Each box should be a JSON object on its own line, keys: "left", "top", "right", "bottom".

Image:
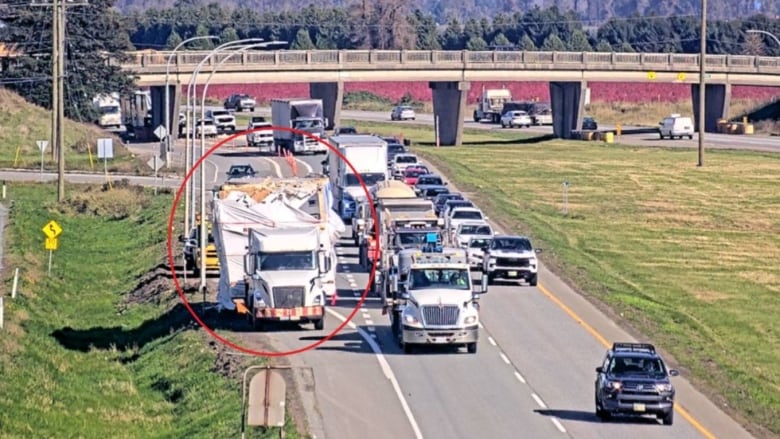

{"left": 464, "top": 315, "right": 477, "bottom": 325}
{"left": 655, "top": 383, "right": 673, "bottom": 392}
{"left": 403, "top": 313, "right": 419, "bottom": 325}
{"left": 606, "top": 381, "right": 622, "bottom": 391}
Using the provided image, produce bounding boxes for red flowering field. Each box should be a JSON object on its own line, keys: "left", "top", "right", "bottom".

{"left": 191, "top": 81, "right": 779, "bottom": 105}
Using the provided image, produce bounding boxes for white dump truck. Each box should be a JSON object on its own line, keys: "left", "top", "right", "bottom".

{"left": 271, "top": 98, "right": 328, "bottom": 155}
{"left": 211, "top": 177, "right": 344, "bottom": 330}
{"left": 325, "top": 134, "right": 389, "bottom": 222}
{"left": 473, "top": 88, "right": 512, "bottom": 123}
{"left": 385, "top": 243, "right": 489, "bottom": 354}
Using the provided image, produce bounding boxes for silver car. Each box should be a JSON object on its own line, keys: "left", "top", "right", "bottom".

{"left": 501, "top": 110, "right": 532, "bottom": 128}
{"left": 391, "top": 105, "right": 416, "bottom": 121}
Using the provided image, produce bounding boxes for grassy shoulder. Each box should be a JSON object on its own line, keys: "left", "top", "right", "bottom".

{"left": 350, "top": 120, "right": 780, "bottom": 437}
{"left": 0, "top": 89, "right": 155, "bottom": 175}
{"left": 0, "top": 182, "right": 302, "bottom": 438}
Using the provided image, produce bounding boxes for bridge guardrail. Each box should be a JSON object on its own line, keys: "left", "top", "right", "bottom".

{"left": 120, "top": 50, "right": 780, "bottom": 74}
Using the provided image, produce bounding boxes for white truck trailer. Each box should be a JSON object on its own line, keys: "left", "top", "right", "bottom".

{"left": 326, "top": 134, "right": 389, "bottom": 222}
{"left": 211, "top": 177, "right": 345, "bottom": 330}
{"left": 473, "top": 88, "right": 512, "bottom": 123}
{"left": 271, "top": 98, "right": 328, "bottom": 155}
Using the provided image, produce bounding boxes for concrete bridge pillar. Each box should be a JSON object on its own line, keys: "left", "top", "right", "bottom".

{"left": 691, "top": 83, "right": 731, "bottom": 133}
{"left": 550, "top": 81, "right": 587, "bottom": 139}
{"left": 429, "top": 81, "right": 470, "bottom": 146}
{"left": 310, "top": 82, "right": 343, "bottom": 131}
{"left": 149, "top": 84, "right": 181, "bottom": 141}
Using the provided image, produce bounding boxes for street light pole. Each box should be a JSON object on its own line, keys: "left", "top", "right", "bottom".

{"left": 184, "top": 39, "right": 264, "bottom": 234}
{"left": 198, "top": 42, "right": 280, "bottom": 295}
{"left": 180, "top": 39, "right": 264, "bottom": 295}
{"left": 165, "top": 35, "right": 218, "bottom": 235}
{"left": 697, "top": 0, "right": 707, "bottom": 167}
{"left": 746, "top": 29, "right": 780, "bottom": 48}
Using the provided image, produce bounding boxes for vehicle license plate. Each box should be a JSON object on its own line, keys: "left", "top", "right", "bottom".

{"left": 508, "top": 271, "right": 518, "bottom": 277}
{"left": 633, "top": 403, "right": 646, "bottom": 412}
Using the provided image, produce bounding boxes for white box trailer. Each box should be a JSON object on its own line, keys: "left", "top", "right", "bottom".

{"left": 326, "top": 134, "right": 389, "bottom": 221}
{"left": 271, "top": 98, "right": 328, "bottom": 155}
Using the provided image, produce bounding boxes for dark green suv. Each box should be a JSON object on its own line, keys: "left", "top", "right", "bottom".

{"left": 595, "top": 343, "right": 679, "bottom": 425}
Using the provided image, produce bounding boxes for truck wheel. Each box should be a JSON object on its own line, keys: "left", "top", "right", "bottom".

{"left": 252, "top": 314, "right": 265, "bottom": 331}
{"left": 402, "top": 342, "right": 413, "bottom": 354}
{"left": 528, "top": 273, "right": 538, "bottom": 286}
{"left": 487, "top": 273, "right": 495, "bottom": 285}
{"left": 467, "top": 342, "right": 477, "bottom": 354}
{"left": 313, "top": 318, "right": 325, "bottom": 331}
{"left": 661, "top": 408, "right": 674, "bottom": 425}
{"left": 473, "top": 111, "right": 479, "bottom": 122}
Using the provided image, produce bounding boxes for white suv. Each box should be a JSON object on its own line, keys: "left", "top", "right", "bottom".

{"left": 659, "top": 114, "right": 694, "bottom": 140}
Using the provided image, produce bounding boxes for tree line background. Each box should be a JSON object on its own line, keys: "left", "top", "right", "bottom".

{"left": 0, "top": 0, "right": 778, "bottom": 121}
{"left": 126, "top": 2, "right": 780, "bottom": 56}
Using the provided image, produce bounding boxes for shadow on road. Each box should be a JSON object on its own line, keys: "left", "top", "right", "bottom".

{"left": 534, "top": 408, "right": 662, "bottom": 425}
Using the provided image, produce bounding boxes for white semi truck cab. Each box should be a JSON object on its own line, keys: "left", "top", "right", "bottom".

{"left": 387, "top": 237, "right": 488, "bottom": 354}
{"left": 243, "top": 226, "right": 332, "bottom": 330}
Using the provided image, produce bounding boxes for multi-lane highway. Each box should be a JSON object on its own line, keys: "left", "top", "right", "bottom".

{"left": 3, "top": 117, "right": 766, "bottom": 438}
{"left": 190, "top": 150, "right": 751, "bottom": 439}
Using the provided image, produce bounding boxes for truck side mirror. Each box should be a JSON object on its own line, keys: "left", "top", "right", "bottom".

{"left": 390, "top": 274, "right": 398, "bottom": 294}
{"left": 535, "top": 248, "right": 543, "bottom": 254}
{"left": 481, "top": 273, "right": 489, "bottom": 293}
{"left": 178, "top": 234, "right": 186, "bottom": 243}
{"left": 318, "top": 250, "right": 331, "bottom": 274}
{"left": 243, "top": 253, "right": 255, "bottom": 274}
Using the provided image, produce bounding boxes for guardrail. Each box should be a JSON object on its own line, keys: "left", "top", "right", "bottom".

{"left": 120, "top": 50, "right": 780, "bottom": 74}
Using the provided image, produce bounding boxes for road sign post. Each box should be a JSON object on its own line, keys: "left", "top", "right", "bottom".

{"left": 241, "top": 365, "right": 291, "bottom": 439}
{"left": 147, "top": 155, "right": 164, "bottom": 196}
{"left": 154, "top": 125, "right": 170, "bottom": 169}
{"left": 98, "top": 138, "right": 114, "bottom": 189}
{"left": 42, "top": 220, "right": 62, "bottom": 276}
{"left": 37, "top": 140, "right": 48, "bottom": 182}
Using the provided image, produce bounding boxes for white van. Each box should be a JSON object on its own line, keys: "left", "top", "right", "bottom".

{"left": 659, "top": 114, "right": 694, "bottom": 139}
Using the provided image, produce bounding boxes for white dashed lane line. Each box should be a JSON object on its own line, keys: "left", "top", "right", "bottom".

{"left": 513, "top": 371, "right": 526, "bottom": 384}
{"left": 531, "top": 393, "right": 548, "bottom": 409}
{"left": 487, "top": 336, "right": 497, "bottom": 346}
{"left": 499, "top": 352, "right": 511, "bottom": 365}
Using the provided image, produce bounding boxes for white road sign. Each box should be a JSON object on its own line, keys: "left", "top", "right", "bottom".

{"left": 97, "top": 138, "right": 114, "bottom": 159}
{"left": 36, "top": 140, "right": 48, "bottom": 152}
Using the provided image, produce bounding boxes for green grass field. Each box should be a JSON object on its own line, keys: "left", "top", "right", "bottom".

{"left": 346, "top": 120, "right": 780, "bottom": 437}
{"left": 0, "top": 183, "right": 303, "bottom": 438}
{"left": 0, "top": 89, "right": 153, "bottom": 174}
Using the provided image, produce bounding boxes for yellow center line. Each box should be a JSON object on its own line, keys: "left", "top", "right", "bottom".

{"left": 536, "top": 282, "right": 717, "bottom": 439}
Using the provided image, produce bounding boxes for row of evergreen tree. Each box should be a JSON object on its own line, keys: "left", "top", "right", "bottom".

{"left": 127, "top": 4, "right": 780, "bottom": 56}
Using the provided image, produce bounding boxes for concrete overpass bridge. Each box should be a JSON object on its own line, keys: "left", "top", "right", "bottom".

{"left": 121, "top": 49, "right": 780, "bottom": 144}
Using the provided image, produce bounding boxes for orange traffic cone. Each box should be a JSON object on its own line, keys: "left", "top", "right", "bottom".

{"left": 330, "top": 292, "right": 337, "bottom": 306}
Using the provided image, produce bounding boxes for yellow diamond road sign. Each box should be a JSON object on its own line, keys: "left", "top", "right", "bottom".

{"left": 45, "top": 237, "right": 59, "bottom": 251}
{"left": 677, "top": 72, "right": 686, "bottom": 81}
{"left": 647, "top": 71, "right": 657, "bottom": 80}
{"left": 43, "top": 220, "right": 63, "bottom": 239}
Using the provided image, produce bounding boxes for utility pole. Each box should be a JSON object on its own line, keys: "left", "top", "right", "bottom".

{"left": 32, "top": 0, "right": 88, "bottom": 202}
{"left": 697, "top": 0, "right": 707, "bottom": 167}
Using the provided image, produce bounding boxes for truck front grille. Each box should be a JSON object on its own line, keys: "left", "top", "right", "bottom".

{"left": 272, "top": 286, "right": 305, "bottom": 308}
{"left": 496, "top": 257, "right": 529, "bottom": 267}
{"left": 421, "top": 305, "right": 460, "bottom": 326}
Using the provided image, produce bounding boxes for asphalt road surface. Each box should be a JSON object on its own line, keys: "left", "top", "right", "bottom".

{"left": 2, "top": 123, "right": 763, "bottom": 438}
{"left": 176, "top": 151, "right": 752, "bottom": 439}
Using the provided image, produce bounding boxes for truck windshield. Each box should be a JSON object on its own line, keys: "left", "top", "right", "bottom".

{"left": 397, "top": 232, "right": 437, "bottom": 246}
{"left": 100, "top": 106, "right": 120, "bottom": 115}
{"left": 293, "top": 119, "right": 323, "bottom": 129}
{"left": 409, "top": 269, "right": 470, "bottom": 290}
{"left": 460, "top": 225, "right": 491, "bottom": 235}
{"left": 345, "top": 173, "right": 386, "bottom": 186}
{"left": 257, "top": 251, "right": 315, "bottom": 270}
